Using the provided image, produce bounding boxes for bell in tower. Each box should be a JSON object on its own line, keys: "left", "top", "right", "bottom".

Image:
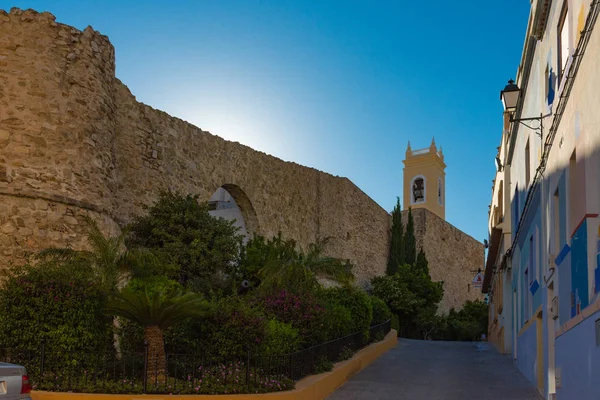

{"left": 402, "top": 138, "right": 446, "bottom": 220}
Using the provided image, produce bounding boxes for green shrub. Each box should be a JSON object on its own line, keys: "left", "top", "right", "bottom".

{"left": 370, "top": 296, "right": 391, "bottom": 325}
{"left": 125, "top": 275, "right": 183, "bottom": 297}
{"left": 125, "top": 191, "right": 243, "bottom": 296}
{"left": 320, "top": 302, "right": 353, "bottom": 340}
{"left": 321, "top": 286, "right": 372, "bottom": 336}
{"left": 391, "top": 314, "right": 400, "bottom": 334}
{"left": 0, "top": 262, "right": 112, "bottom": 353}
{"left": 339, "top": 346, "right": 355, "bottom": 361}
{"left": 164, "top": 297, "right": 267, "bottom": 357}
{"left": 314, "top": 356, "right": 334, "bottom": 374}
{"left": 373, "top": 331, "right": 385, "bottom": 342}
{"left": 260, "top": 319, "right": 300, "bottom": 355}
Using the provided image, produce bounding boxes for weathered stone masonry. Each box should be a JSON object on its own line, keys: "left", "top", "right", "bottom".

{"left": 402, "top": 208, "right": 484, "bottom": 312}
{"left": 0, "top": 8, "right": 391, "bottom": 284}
{"left": 0, "top": 8, "right": 482, "bottom": 312}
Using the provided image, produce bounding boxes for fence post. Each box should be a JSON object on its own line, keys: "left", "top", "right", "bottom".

{"left": 142, "top": 340, "right": 149, "bottom": 394}
{"left": 40, "top": 337, "right": 46, "bottom": 377}
{"left": 246, "top": 347, "right": 250, "bottom": 388}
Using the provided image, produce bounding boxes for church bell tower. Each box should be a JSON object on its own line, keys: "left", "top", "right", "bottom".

{"left": 403, "top": 138, "right": 446, "bottom": 220}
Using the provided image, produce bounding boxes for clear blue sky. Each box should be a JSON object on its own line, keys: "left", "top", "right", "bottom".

{"left": 3, "top": 0, "right": 531, "bottom": 241}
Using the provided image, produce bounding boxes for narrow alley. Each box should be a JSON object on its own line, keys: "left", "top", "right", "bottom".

{"left": 328, "top": 339, "right": 542, "bottom": 400}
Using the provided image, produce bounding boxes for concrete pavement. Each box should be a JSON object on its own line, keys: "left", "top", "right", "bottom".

{"left": 327, "top": 338, "right": 542, "bottom": 400}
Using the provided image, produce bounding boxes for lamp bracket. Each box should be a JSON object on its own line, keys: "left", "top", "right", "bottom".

{"left": 509, "top": 113, "right": 551, "bottom": 138}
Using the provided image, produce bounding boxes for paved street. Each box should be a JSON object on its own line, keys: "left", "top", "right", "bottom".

{"left": 328, "top": 339, "right": 542, "bottom": 400}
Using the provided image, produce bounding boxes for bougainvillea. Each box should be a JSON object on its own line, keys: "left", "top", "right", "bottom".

{"left": 259, "top": 289, "right": 327, "bottom": 347}
{"left": 0, "top": 262, "right": 112, "bottom": 354}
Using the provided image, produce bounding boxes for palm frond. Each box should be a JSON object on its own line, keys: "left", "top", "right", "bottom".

{"left": 106, "top": 289, "right": 211, "bottom": 329}
{"left": 35, "top": 247, "right": 94, "bottom": 263}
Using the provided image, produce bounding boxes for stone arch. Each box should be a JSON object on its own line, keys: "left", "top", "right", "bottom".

{"left": 209, "top": 183, "right": 259, "bottom": 240}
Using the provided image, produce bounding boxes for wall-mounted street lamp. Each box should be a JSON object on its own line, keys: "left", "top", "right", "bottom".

{"left": 500, "top": 79, "right": 520, "bottom": 112}
{"left": 500, "top": 79, "right": 547, "bottom": 138}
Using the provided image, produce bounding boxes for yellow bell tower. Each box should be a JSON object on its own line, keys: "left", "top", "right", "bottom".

{"left": 403, "top": 138, "right": 446, "bottom": 220}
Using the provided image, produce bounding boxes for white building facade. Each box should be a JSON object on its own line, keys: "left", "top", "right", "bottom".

{"left": 484, "top": 1, "right": 600, "bottom": 398}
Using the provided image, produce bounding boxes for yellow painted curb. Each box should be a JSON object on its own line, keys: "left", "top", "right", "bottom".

{"left": 32, "top": 330, "right": 397, "bottom": 400}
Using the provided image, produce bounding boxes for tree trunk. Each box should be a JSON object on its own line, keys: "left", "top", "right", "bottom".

{"left": 144, "top": 326, "right": 166, "bottom": 383}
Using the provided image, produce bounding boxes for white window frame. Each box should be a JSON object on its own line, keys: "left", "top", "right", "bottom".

{"left": 558, "top": 1, "right": 570, "bottom": 86}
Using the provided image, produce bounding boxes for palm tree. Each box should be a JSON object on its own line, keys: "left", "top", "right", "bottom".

{"left": 105, "top": 289, "right": 211, "bottom": 380}
{"left": 303, "top": 236, "right": 354, "bottom": 285}
{"left": 36, "top": 215, "right": 157, "bottom": 293}
{"left": 259, "top": 236, "right": 354, "bottom": 290}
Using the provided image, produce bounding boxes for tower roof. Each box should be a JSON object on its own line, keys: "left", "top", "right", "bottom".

{"left": 403, "top": 140, "right": 445, "bottom": 167}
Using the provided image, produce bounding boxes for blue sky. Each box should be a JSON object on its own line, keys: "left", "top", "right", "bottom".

{"left": 2, "top": 0, "right": 531, "bottom": 241}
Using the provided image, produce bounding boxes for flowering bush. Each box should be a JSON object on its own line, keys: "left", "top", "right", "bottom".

{"left": 259, "top": 289, "right": 327, "bottom": 347}
{"left": 0, "top": 262, "right": 112, "bottom": 355}
{"left": 34, "top": 360, "right": 294, "bottom": 394}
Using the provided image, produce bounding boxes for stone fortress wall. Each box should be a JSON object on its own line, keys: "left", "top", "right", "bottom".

{"left": 0, "top": 8, "right": 482, "bottom": 311}
{"left": 0, "top": 8, "right": 390, "bottom": 284}
{"left": 403, "top": 208, "right": 484, "bottom": 312}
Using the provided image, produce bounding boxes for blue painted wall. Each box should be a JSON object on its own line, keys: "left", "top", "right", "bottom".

{"left": 558, "top": 172, "right": 567, "bottom": 248}
{"left": 516, "top": 322, "right": 539, "bottom": 388}
{"left": 558, "top": 251, "right": 572, "bottom": 326}
{"left": 571, "top": 220, "right": 589, "bottom": 317}
{"left": 555, "top": 309, "right": 600, "bottom": 400}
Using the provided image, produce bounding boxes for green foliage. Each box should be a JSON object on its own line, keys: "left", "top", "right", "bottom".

{"left": 369, "top": 296, "right": 392, "bottom": 325}
{"left": 106, "top": 288, "right": 211, "bottom": 330}
{"left": 322, "top": 286, "right": 372, "bottom": 337}
{"left": 36, "top": 366, "right": 294, "bottom": 394}
{"left": 0, "top": 262, "right": 112, "bottom": 352}
{"left": 410, "top": 300, "right": 489, "bottom": 341}
{"left": 439, "top": 300, "right": 488, "bottom": 341}
{"left": 163, "top": 297, "right": 267, "bottom": 357}
{"left": 414, "top": 248, "right": 429, "bottom": 275}
{"left": 314, "top": 356, "right": 334, "bottom": 374}
{"left": 258, "top": 289, "right": 327, "bottom": 347}
{"left": 35, "top": 215, "right": 156, "bottom": 294}
{"left": 372, "top": 331, "right": 385, "bottom": 342}
{"left": 320, "top": 302, "right": 353, "bottom": 340}
{"left": 391, "top": 314, "right": 400, "bottom": 333}
{"left": 387, "top": 197, "right": 405, "bottom": 275}
{"left": 125, "top": 276, "right": 184, "bottom": 298}
{"left": 260, "top": 319, "right": 300, "bottom": 355}
{"left": 239, "top": 233, "right": 300, "bottom": 288}
{"left": 255, "top": 235, "right": 354, "bottom": 293}
{"left": 404, "top": 208, "right": 417, "bottom": 267}
{"left": 126, "top": 191, "right": 243, "bottom": 295}
{"left": 371, "top": 263, "right": 443, "bottom": 338}
{"left": 338, "top": 346, "right": 355, "bottom": 361}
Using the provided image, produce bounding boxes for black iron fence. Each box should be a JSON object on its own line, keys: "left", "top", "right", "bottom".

{"left": 0, "top": 319, "right": 391, "bottom": 395}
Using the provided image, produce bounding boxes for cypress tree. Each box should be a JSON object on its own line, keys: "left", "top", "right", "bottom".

{"left": 404, "top": 208, "right": 417, "bottom": 267}
{"left": 386, "top": 197, "right": 404, "bottom": 275}
{"left": 415, "top": 248, "right": 429, "bottom": 275}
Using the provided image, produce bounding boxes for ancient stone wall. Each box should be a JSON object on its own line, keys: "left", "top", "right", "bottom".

{"left": 0, "top": 8, "right": 390, "bottom": 283}
{"left": 402, "top": 208, "right": 484, "bottom": 312}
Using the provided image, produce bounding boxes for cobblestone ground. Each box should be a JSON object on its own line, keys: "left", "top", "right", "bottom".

{"left": 328, "top": 339, "right": 542, "bottom": 400}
